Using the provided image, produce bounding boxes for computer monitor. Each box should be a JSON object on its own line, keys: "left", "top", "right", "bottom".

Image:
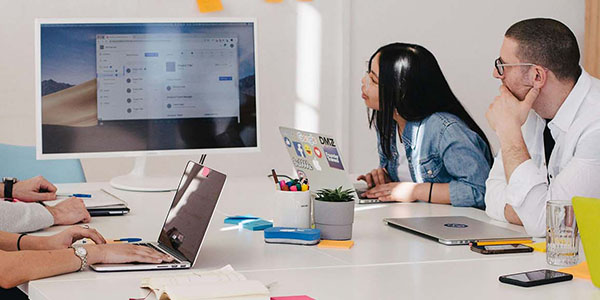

{"left": 35, "top": 18, "right": 259, "bottom": 191}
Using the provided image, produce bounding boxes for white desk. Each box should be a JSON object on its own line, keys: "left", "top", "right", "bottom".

{"left": 22, "top": 177, "right": 597, "bottom": 300}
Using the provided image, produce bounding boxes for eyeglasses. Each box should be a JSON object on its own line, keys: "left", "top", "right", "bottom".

{"left": 494, "top": 57, "right": 535, "bottom": 76}
{"left": 364, "top": 60, "right": 379, "bottom": 87}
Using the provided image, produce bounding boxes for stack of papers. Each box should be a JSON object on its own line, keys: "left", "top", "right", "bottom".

{"left": 48, "top": 189, "right": 130, "bottom": 216}
{"left": 140, "top": 265, "right": 269, "bottom": 300}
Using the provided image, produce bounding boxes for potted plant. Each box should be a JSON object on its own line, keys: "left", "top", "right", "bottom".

{"left": 313, "top": 187, "right": 355, "bottom": 240}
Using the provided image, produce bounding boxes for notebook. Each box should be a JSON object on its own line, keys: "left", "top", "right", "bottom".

{"left": 141, "top": 265, "right": 269, "bottom": 300}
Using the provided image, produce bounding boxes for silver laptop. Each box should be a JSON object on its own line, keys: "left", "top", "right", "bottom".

{"left": 383, "top": 216, "right": 531, "bottom": 245}
{"left": 278, "top": 126, "right": 381, "bottom": 204}
{"left": 91, "top": 161, "right": 226, "bottom": 272}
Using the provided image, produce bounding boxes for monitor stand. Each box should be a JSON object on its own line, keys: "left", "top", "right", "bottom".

{"left": 110, "top": 157, "right": 178, "bottom": 192}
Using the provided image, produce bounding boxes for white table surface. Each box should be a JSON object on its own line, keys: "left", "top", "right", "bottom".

{"left": 21, "top": 177, "right": 597, "bottom": 300}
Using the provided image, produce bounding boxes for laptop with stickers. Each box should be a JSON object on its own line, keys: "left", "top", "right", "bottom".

{"left": 279, "top": 126, "right": 379, "bottom": 204}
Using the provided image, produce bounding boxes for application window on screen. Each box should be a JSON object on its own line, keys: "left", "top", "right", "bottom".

{"left": 96, "top": 33, "right": 240, "bottom": 121}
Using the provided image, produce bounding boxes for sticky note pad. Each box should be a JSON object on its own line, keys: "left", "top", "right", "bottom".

{"left": 271, "top": 296, "right": 315, "bottom": 300}
{"left": 243, "top": 219, "right": 273, "bottom": 231}
{"left": 318, "top": 240, "right": 354, "bottom": 249}
{"left": 265, "top": 0, "right": 284, "bottom": 2}
{"left": 559, "top": 261, "right": 591, "bottom": 280}
{"left": 197, "top": 0, "right": 223, "bottom": 13}
{"left": 224, "top": 215, "right": 260, "bottom": 225}
{"left": 525, "top": 241, "right": 546, "bottom": 252}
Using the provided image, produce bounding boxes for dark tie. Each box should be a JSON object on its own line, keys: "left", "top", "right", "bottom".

{"left": 543, "top": 119, "right": 555, "bottom": 166}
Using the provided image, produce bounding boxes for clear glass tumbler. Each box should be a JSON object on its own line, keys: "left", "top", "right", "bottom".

{"left": 546, "top": 200, "right": 579, "bottom": 266}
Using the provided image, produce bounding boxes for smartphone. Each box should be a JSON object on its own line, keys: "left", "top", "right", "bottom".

{"left": 499, "top": 269, "right": 573, "bottom": 287}
{"left": 470, "top": 244, "right": 533, "bottom": 254}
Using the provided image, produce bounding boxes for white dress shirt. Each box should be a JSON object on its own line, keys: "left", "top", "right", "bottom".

{"left": 485, "top": 70, "right": 600, "bottom": 237}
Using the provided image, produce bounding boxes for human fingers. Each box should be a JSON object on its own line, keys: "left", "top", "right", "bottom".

{"left": 522, "top": 87, "right": 540, "bottom": 108}
{"left": 364, "top": 172, "right": 374, "bottom": 188}
{"left": 376, "top": 169, "right": 387, "bottom": 186}
{"left": 77, "top": 226, "right": 106, "bottom": 244}
{"left": 36, "top": 176, "right": 58, "bottom": 193}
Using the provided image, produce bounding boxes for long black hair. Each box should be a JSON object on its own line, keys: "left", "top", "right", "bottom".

{"left": 368, "top": 43, "right": 493, "bottom": 164}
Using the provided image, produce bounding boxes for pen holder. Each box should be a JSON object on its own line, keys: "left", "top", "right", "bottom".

{"left": 273, "top": 190, "right": 311, "bottom": 229}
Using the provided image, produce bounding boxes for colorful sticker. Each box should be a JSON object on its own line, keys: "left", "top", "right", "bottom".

{"left": 313, "top": 146, "right": 322, "bottom": 158}
{"left": 293, "top": 142, "right": 306, "bottom": 158}
{"left": 304, "top": 144, "right": 313, "bottom": 156}
{"left": 292, "top": 157, "right": 313, "bottom": 171}
{"left": 312, "top": 157, "right": 322, "bottom": 171}
{"left": 323, "top": 146, "right": 344, "bottom": 170}
{"left": 284, "top": 137, "right": 292, "bottom": 147}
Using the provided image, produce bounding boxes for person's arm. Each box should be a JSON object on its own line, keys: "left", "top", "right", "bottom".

{"left": 10, "top": 176, "right": 58, "bottom": 202}
{"left": 0, "top": 229, "right": 172, "bottom": 288}
{"left": 484, "top": 150, "right": 511, "bottom": 222}
{"left": 0, "top": 201, "right": 54, "bottom": 233}
{"left": 437, "top": 122, "right": 491, "bottom": 208}
{"left": 510, "top": 127, "right": 600, "bottom": 237}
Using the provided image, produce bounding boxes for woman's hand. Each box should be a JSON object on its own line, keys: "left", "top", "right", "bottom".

{"left": 357, "top": 168, "right": 391, "bottom": 188}
{"left": 364, "top": 182, "right": 419, "bottom": 202}
{"left": 44, "top": 226, "right": 106, "bottom": 250}
{"left": 85, "top": 244, "right": 174, "bottom": 265}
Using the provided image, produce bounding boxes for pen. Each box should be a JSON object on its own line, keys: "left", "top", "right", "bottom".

{"left": 474, "top": 239, "right": 533, "bottom": 246}
{"left": 58, "top": 193, "right": 92, "bottom": 198}
{"left": 113, "top": 238, "right": 142, "bottom": 243}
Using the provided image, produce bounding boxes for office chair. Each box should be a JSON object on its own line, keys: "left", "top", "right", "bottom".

{"left": 0, "top": 143, "right": 86, "bottom": 183}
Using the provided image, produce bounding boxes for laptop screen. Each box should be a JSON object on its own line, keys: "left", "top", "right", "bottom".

{"left": 158, "top": 161, "right": 226, "bottom": 263}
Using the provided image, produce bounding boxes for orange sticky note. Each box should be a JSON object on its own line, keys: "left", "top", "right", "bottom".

{"left": 524, "top": 241, "right": 546, "bottom": 252}
{"left": 266, "top": 0, "right": 284, "bottom": 2}
{"left": 559, "top": 261, "right": 592, "bottom": 280}
{"left": 318, "top": 240, "right": 354, "bottom": 249}
{"left": 197, "top": 0, "right": 223, "bottom": 13}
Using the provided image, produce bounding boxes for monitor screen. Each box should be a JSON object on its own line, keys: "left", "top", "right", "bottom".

{"left": 36, "top": 19, "right": 258, "bottom": 158}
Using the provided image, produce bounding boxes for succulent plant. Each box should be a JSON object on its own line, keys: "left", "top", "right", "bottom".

{"left": 315, "top": 187, "right": 355, "bottom": 202}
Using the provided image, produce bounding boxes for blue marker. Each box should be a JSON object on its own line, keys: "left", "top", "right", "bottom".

{"left": 113, "top": 238, "right": 142, "bottom": 243}
{"left": 72, "top": 193, "right": 92, "bottom": 198}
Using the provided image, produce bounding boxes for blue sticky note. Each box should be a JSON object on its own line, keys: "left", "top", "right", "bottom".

{"left": 243, "top": 219, "right": 273, "bottom": 231}
{"left": 224, "top": 215, "right": 260, "bottom": 225}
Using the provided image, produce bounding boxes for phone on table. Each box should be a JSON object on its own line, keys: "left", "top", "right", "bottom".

{"left": 470, "top": 244, "right": 533, "bottom": 254}
{"left": 499, "top": 269, "right": 573, "bottom": 287}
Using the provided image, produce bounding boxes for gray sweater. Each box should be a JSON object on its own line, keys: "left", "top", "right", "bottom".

{"left": 0, "top": 201, "right": 54, "bottom": 233}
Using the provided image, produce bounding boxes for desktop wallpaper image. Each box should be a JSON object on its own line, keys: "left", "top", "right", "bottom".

{"left": 40, "top": 22, "right": 257, "bottom": 154}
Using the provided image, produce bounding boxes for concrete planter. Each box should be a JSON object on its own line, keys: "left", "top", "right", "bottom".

{"left": 313, "top": 199, "right": 355, "bottom": 240}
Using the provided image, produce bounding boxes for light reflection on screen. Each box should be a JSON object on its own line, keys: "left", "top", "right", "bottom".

{"left": 158, "top": 161, "right": 226, "bottom": 262}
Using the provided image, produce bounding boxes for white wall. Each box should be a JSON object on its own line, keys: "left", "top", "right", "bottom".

{"left": 347, "top": 0, "right": 585, "bottom": 175}
{"left": 0, "top": 0, "right": 346, "bottom": 181}
{"left": 0, "top": 0, "right": 585, "bottom": 182}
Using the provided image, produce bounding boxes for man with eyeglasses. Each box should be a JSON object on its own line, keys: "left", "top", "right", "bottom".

{"left": 484, "top": 18, "right": 600, "bottom": 237}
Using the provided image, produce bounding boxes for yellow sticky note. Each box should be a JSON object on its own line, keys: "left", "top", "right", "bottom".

{"left": 266, "top": 0, "right": 284, "bottom": 2}
{"left": 559, "top": 261, "right": 591, "bottom": 280}
{"left": 318, "top": 240, "right": 354, "bottom": 249}
{"left": 197, "top": 0, "right": 223, "bottom": 13}
{"left": 524, "top": 241, "right": 546, "bottom": 252}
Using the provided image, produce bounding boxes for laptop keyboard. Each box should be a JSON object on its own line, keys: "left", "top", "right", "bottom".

{"left": 134, "top": 242, "right": 183, "bottom": 263}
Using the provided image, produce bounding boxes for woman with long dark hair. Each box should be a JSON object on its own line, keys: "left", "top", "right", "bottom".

{"left": 358, "top": 43, "right": 492, "bottom": 208}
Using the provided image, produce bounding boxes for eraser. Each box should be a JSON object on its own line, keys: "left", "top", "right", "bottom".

{"left": 242, "top": 219, "right": 273, "bottom": 231}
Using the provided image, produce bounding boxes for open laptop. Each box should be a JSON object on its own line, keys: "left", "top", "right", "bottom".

{"left": 91, "top": 161, "right": 226, "bottom": 272}
{"left": 278, "top": 126, "right": 380, "bottom": 204}
{"left": 383, "top": 216, "right": 531, "bottom": 245}
{"left": 573, "top": 196, "right": 600, "bottom": 287}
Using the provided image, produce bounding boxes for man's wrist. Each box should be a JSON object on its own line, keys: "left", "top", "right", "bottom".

{"left": 84, "top": 245, "right": 103, "bottom": 265}
{"left": 46, "top": 205, "right": 59, "bottom": 225}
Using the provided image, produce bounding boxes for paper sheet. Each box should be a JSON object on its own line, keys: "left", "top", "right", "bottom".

{"left": 49, "top": 189, "right": 127, "bottom": 208}
{"left": 141, "top": 265, "right": 269, "bottom": 300}
{"left": 197, "top": 0, "right": 223, "bottom": 13}
{"left": 559, "top": 261, "right": 591, "bottom": 280}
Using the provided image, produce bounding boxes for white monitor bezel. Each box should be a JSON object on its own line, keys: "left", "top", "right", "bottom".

{"left": 35, "top": 17, "right": 260, "bottom": 160}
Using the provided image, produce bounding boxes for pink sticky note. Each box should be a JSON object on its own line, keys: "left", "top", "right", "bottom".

{"left": 271, "top": 296, "right": 315, "bottom": 300}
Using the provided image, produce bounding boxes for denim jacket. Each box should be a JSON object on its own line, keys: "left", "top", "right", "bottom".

{"left": 378, "top": 112, "right": 492, "bottom": 209}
